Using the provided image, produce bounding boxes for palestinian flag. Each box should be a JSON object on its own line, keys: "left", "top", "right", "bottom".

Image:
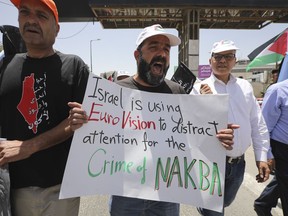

{"left": 246, "top": 28, "right": 288, "bottom": 71}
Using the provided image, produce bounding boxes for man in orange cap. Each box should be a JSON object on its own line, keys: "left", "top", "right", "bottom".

{"left": 0, "top": 0, "right": 89, "bottom": 215}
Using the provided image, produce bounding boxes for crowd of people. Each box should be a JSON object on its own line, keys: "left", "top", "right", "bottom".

{"left": 0, "top": 0, "right": 287, "bottom": 216}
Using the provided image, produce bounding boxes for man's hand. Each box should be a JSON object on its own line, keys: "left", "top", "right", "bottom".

{"left": 216, "top": 124, "right": 240, "bottom": 150}
{"left": 267, "top": 159, "right": 275, "bottom": 171}
{"left": 68, "top": 102, "right": 88, "bottom": 131}
{"left": 255, "top": 161, "right": 270, "bottom": 183}
{"left": 199, "top": 84, "right": 213, "bottom": 94}
{"left": 0, "top": 140, "right": 32, "bottom": 166}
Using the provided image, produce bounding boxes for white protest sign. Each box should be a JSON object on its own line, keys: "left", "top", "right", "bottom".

{"left": 60, "top": 74, "right": 229, "bottom": 212}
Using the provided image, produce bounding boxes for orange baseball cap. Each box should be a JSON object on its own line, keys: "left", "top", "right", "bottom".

{"left": 10, "top": 0, "right": 59, "bottom": 24}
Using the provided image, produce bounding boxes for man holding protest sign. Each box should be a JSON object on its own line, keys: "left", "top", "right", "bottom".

{"left": 0, "top": 0, "right": 89, "bottom": 215}
{"left": 68, "top": 25, "right": 238, "bottom": 216}
{"left": 196, "top": 40, "right": 270, "bottom": 216}
{"left": 110, "top": 23, "right": 186, "bottom": 216}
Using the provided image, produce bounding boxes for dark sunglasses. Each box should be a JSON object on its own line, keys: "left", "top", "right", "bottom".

{"left": 212, "top": 54, "right": 235, "bottom": 61}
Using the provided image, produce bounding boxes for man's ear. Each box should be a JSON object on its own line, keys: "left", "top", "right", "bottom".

{"left": 134, "top": 50, "right": 140, "bottom": 61}
{"left": 56, "top": 24, "right": 60, "bottom": 34}
{"left": 54, "top": 24, "right": 60, "bottom": 37}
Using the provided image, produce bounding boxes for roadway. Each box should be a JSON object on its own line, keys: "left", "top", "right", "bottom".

{"left": 78, "top": 146, "right": 282, "bottom": 216}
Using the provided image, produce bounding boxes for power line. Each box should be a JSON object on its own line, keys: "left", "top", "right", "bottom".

{"left": 57, "top": 22, "right": 90, "bottom": 39}
{"left": 0, "top": 0, "right": 91, "bottom": 41}
{"left": 0, "top": 1, "right": 13, "bottom": 7}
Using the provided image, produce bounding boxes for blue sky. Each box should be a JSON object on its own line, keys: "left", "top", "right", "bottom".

{"left": 1, "top": 0, "right": 287, "bottom": 78}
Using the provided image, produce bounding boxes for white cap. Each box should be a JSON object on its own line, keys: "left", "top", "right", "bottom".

{"left": 210, "top": 40, "right": 239, "bottom": 53}
{"left": 136, "top": 24, "right": 181, "bottom": 47}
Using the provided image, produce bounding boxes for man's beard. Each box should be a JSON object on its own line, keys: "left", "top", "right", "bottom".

{"left": 138, "top": 55, "right": 169, "bottom": 86}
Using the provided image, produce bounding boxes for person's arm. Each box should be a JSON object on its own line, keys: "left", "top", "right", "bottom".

{"left": 250, "top": 89, "right": 271, "bottom": 182}
{"left": 262, "top": 86, "right": 281, "bottom": 134}
{"left": 0, "top": 118, "right": 73, "bottom": 166}
{"left": 254, "top": 86, "right": 281, "bottom": 182}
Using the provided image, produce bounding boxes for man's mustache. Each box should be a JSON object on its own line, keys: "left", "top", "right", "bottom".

{"left": 150, "top": 56, "right": 166, "bottom": 65}
{"left": 23, "top": 23, "right": 42, "bottom": 34}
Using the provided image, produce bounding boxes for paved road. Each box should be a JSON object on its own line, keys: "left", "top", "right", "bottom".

{"left": 78, "top": 146, "right": 282, "bottom": 216}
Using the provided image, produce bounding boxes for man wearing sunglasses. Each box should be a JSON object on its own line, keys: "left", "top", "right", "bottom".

{"left": 197, "top": 40, "right": 270, "bottom": 216}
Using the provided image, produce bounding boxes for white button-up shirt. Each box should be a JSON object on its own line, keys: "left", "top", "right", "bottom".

{"left": 195, "top": 73, "right": 269, "bottom": 161}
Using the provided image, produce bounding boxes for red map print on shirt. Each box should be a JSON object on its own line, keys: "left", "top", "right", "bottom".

{"left": 17, "top": 74, "right": 39, "bottom": 134}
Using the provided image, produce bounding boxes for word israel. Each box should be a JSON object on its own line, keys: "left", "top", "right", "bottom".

{"left": 88, "top": 76, "right": 182, "bottom": 110}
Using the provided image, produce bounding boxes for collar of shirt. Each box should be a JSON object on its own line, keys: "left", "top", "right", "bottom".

{"left": 210, "top": 73, "right": 237, "bottom": 85}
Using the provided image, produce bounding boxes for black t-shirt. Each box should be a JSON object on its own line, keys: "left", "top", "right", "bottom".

{"left": 0, "top": 51, "right": 89, "bottom": 188}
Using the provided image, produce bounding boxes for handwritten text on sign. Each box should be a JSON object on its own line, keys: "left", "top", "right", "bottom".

{"left": 60, "top": 74, "right": 228, "bottom": 212}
